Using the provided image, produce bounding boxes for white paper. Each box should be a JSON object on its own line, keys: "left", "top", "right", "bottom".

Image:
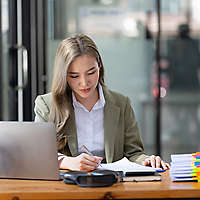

{"left": 98, "top": 157, "right": 156, "bottom": 174}
{"left": 171, "top": 177, "right": 196, "bottom": 182}
{"left": 171, "top": 154, "right": 192, "bottom": 163}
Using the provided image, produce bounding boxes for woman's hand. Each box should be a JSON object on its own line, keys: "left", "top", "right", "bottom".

{"left": 59, "top": 153, "right": 103, "bottom": 171}
{"left": 143, "top": 155, "right": 170, "bottom": 170}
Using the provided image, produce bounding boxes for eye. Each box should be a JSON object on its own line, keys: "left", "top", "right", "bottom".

{"left": 88, "top": 71, "right": 96, "bottom": 75}
{"left": 70, "top": 75, "right": 79, "bottom": 79}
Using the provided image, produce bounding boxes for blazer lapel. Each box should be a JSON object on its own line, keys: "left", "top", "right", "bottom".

{"left": 65, "top": 106, "right": 79, "bottom": 157}
{"left": 103, "top": 88, "right": 120, "bottom": 163}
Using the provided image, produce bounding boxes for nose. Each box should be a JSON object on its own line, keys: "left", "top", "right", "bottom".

{"left": 79, "top": 75, "right": 88, "bottom": 87}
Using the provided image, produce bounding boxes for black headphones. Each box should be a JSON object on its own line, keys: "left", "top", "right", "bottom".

{"left": 62, "top": 170, "right": 120, "bottom": 187}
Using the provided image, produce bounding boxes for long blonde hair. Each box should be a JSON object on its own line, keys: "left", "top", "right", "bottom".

{"left": 50, "top": 34, "right": 105, "bottom": 152}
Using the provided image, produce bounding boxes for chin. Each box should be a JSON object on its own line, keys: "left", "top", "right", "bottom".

{"left": 77, "top": 92, "right": 90, "bottom": 99}
{"left": 76, "top": 86, "right": 97, "bottom": 99}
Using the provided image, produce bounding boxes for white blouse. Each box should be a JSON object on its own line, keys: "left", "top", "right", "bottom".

{"left": 72, "top": 84, "right": 105, "bottom": 158}
{"left": 58, "top": 85, "right": 105, "bottom": 160}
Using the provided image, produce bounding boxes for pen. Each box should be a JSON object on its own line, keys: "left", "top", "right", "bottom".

{"left": 81, "top": 145, "right": 103, "bottom": 167}
{"left": 156, "top": 169, "right": 166, "bottom": 173}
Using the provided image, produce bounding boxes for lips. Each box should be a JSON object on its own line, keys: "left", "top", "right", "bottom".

{"left": 80, "top": 88, "right": 91, "bottom": 93}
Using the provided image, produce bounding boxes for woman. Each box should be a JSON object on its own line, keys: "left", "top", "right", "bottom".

{"left": 34, "top": 34, "right": 170, "bottom": 171}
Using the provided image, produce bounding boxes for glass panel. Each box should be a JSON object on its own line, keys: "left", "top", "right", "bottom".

{"left": 160, "top": 0, "right": 200, "bottom": 160}
{"left": 141, "top": 0, "right": 200, "bottom": 162}
{"left": 1, "top": 0, "right": 9, "bottom": 120}
{"left": 1, "top": 0, "right": 19, "bottom": 121}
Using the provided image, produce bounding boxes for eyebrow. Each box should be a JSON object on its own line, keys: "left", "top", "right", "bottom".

{"left": 68, "top": 66, "right": 97, "bottom": 74}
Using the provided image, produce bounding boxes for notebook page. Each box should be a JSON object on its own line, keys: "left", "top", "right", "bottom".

{"left": 98, "top": 157, "right": 156, "bottom": 174}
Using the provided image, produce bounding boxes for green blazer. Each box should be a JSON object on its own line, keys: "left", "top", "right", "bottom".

{"left": 34, "top": 86, "right": 149, "bottom": 164}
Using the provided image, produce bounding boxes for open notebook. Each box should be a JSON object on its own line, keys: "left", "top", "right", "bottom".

{"left": 98, "top": 157, "right": 156, "bottom": 176}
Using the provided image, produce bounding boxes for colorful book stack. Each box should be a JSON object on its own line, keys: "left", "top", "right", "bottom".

{"left": 170, "top": 153, "right": 200, "bottom": 182}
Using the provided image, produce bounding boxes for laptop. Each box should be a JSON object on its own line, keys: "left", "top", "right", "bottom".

{"left": 0, "top": 121, "right": 60, "bottom": 180}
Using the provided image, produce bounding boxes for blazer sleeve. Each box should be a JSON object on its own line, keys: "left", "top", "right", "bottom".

{"left": 34, "top": 94, "right": 68, "bottom": 160}
{"left": 123, "top": 97, "right": 149, "bottom": 164}
{"left": 34, "top": 95, "right": 50, "bottom": 122}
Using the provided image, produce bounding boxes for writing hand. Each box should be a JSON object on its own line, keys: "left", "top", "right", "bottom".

{"left": 59, "top": 153, "right": 103, "bottom": 171}
{"left": 143, "top": 155, "right": 170, "bottom": 170}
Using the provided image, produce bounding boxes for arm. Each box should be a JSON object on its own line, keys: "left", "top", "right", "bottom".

{"left": 34, "top": 95, "right": 67, "bottom": 163}
{"left": 123, "top": 97, "right": 149, "bottom": 164}
{"left": 123, "top": 97, "right": 170, "bottom": 169}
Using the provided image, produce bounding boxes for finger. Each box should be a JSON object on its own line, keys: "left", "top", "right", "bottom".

{"left": 94, "top": 156, "right": 103, "bottom": 166}
{"left": 143, "top": 158, "right": 150, "bottom": 166}
{"left": 160, "top": 160, "right": 167, "bottom": 170}
{"left": 80, "top": 158, "right": 99, "bottom": 170}
{"left": 82, "top": 153, "right": 99, "bottom": 164}
{"left": 164, "top": 162, "right": 170, "bottom": 169}
{"left": 155, "top": 156, "right": 161, "bottom": 168}
{"left": 166, "top": 163, "right": 170, "bottom": 169}
{"left": 150, "top": 155, "right": 156, "bottom": 168}
{"left": 83, "top": 157, "right": 99, "bottom": 167}
{"left": 79, "top": 154, "right": 99, "bottom": 168}
{"left": 160, "top": 160, "right": 171, "bottom": 170}
{"left": 80, "top": 163, "right": 96, "bottom": 171}
{"left": 94, "top": 156, "right": 103, "bottom": 162}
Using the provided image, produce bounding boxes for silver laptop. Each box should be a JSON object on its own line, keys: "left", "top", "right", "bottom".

{"left": 0, "top": 121, "right": 60, "bottom": 180}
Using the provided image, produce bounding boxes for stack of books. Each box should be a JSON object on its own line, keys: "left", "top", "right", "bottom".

{"left": 170, "top": 153, "right": 200, "bottom": 182}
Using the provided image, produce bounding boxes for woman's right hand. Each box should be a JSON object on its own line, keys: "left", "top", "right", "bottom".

{"left": 59, "top": 153, "right": 103, "bottom": 171}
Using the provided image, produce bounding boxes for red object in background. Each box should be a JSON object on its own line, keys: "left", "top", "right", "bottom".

{"left": 151, "top": 59, "right": 170, "bottom": 98}
{"left": 152, "top": 87, "right": 159, "bottom": 98}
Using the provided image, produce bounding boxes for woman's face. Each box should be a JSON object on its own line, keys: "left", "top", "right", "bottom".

{"left": 67, "top": 54, "right": 100, "bottom": 103}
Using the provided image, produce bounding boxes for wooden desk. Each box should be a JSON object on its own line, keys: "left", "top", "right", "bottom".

{"left": 1, "top": 171, "right": 200, "bottom": 200}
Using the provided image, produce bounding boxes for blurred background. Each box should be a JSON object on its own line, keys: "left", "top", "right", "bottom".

{"left": 1, "top": 0, "right": 200, "bottom": 162}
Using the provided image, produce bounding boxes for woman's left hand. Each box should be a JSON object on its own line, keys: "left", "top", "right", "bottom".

{"left": 143, "top": 155, "right": 170, "bottom": 170}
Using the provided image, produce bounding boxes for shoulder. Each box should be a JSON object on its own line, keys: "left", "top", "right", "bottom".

{"left": 34, "top": 93, "right": 52, "bottom": 122}
{"left": 35, "top": 92, "right": 52, "bottom": 103}
{"left": 34, "top": 93, "right": 52, "bottom": 113}
{"left": 103, "top": 86, "right": 130, "bottom": 108}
